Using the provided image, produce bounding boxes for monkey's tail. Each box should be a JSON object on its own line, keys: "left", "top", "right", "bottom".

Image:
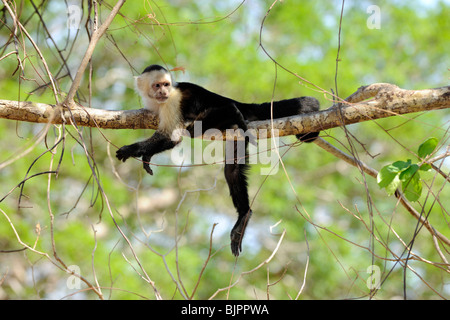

{"left": 239, "top": 97, "right": 318, "bottom": 120}
{"left": 238, "top": 97, "right": 320, "bottom": 142}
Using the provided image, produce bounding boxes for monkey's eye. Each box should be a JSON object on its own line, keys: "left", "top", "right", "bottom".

{"left": 163, "top": 82, "right": 170, "bottom": 87}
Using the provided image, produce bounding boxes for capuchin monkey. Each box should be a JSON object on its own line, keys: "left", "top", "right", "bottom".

{"left": 116, "top": 64, "right": 320, "bottom": 256}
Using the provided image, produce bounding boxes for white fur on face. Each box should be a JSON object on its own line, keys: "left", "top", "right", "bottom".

{"left": 135, "top": 70, "right": 173, "bottom": 112}
{"left": 134, "top": 70, "right": 183, "bottom": 134}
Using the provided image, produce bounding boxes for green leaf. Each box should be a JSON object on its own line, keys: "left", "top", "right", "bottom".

{"left": 377, "top": 165, "right": 399, "bottom": 188}
{"left": 392, "top": 160, "right": 411, "bottom": 171}
{"left": 402, "top": 175, "right": 422, "bottom": 202}
{"left": 419, "top": 163, "right": 432, "bottom": 171}
{"left": 418, "top": 137, "right": 438, "bottom": 159}
{"left": 399, "top": 164, "right": 419, "bottom": 182}
{"left": 399, "top": 164, "right": 422, "bottom": 202}
{"left": 385, "top": 174, "right": 401, "bottom": 196}
{"left": 378, "top": 160, "right": 412, "bottom": 196}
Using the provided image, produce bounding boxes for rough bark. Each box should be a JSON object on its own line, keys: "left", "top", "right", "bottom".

{"left": 0, "top": 84, "right": 448, "bottom": 138}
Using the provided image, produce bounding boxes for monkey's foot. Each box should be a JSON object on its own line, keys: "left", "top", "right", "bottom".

{"left": 296, "top": 131, "right": 319, "bottom": 143}
{"left": 230, "top": 210, "right": 252, "bottom": 257}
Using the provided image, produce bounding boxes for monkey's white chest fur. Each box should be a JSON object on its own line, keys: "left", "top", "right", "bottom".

{"left": 156, "top": 89, "right": 183, "bottom": 135}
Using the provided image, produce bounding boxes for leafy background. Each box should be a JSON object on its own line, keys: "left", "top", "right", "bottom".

{"left": 0, "top": 0, "right": 449, "bottom": 299}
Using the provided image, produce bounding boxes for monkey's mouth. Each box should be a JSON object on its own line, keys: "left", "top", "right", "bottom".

{"left": 155, "top": 96, "right": 168, "bottom": 103}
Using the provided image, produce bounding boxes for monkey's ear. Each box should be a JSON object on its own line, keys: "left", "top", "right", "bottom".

{"left": 134, "top": 75, "right": 145, "bottom": 91}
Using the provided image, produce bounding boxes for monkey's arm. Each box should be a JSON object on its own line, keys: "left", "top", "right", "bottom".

{"left": 116, "top": 131, "right": 180, "bottom": 175}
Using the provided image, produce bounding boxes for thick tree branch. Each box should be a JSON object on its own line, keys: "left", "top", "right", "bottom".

{"left": 0, "top": 100, "right": 158, "bottom": 129}
{"left": 250, "top": 83, "right": 449, "bottom": 137}
{"left": 0, "top": 84, "right": 448, "bottom": 138}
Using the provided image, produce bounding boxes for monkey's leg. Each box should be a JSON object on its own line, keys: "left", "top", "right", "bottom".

{"left": 189, "top": 104, "right": 257, "bottom": 147}
{"left": 224, "top": 139, "right": 252, "bottom": 256}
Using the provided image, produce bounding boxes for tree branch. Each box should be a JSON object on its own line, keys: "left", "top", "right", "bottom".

{"left": 0, "top": 84, "right": 448, "bottom": 138}
{"left": 313, "top": 137, "right": 450, "bottom": 248}
{"left": 0, "top": 100, "right": 158, "bottom": 129}
{"left": 250, "top": 83, "right": 449, "bottom": 138}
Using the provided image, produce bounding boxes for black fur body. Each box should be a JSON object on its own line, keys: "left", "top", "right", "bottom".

{"left": 116, "top": 65, "right": 320, "bottom": 256}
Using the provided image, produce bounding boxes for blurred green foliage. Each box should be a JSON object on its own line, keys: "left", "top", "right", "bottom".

{"left": 0, "top": 0, "right": 449, "bottom": 300}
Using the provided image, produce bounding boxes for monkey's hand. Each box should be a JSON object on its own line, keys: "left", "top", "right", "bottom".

{"left": 230, "top": 210, "right": 252, "bottom": 257}
{"left": 116, "top": 132, "right": 179, "bottom": 176}
{"left": 116, "top": 144, "right": 154, "bottom": 175}
{"left": 116, "top": 144, "right": 139, "bottom": 162}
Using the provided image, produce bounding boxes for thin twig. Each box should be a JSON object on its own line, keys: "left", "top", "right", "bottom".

{"left": 65, "top": 0, "right": 126, "bottom": 105}
{"left": 295, "top": 229, "right": 310, "bottom": 299}
{"left": 189, "top": 223, "right": 217, "bottom": 299}
{"left": 3, "top": 0, "right": 60, "bottom": 103}
{"left": 313, "top": 137, "right": 450, "bottom": 248}
{"left": 208, "top": 229, "right": 286, "bottom": 300}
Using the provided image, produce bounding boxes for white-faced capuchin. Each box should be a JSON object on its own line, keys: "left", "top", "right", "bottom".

{"left": 116, "top": 64, "right": 320, "bottom": 256}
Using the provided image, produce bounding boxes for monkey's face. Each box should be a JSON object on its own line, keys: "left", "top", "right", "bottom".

{"left": 135, "top": 71, "right": 173, "bottom": 105}
{"left": 151, "top": 79, "right": 172, "bottom": 103}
